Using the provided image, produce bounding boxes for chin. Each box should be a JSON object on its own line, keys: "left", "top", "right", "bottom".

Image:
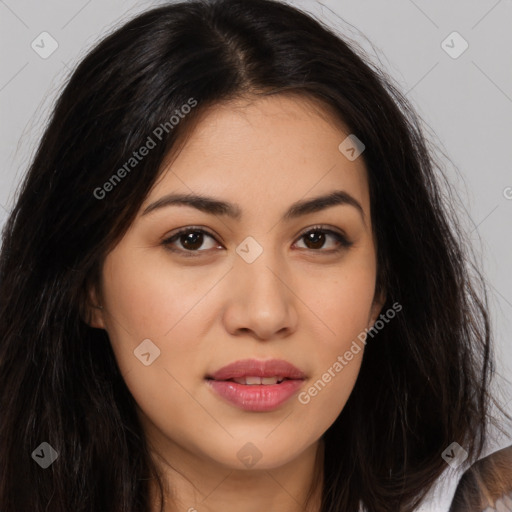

{"left": 201, "top": 433, "right": 318, "bottom": 471}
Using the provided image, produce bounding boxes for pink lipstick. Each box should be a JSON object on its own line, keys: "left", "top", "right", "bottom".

{"left": 206, "top": 359, "right": 306, "bottom": 412}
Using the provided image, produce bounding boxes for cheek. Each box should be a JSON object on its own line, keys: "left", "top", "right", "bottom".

{"left": 295, "top": 271, "right": 373, "bottom": 430}
{"left": 297, "top": 355, "right": 362, "bottom": 434}
{"left": 100, "top": 248, "right": 233, "bottom": 410}
{"left": 297, "top": 253, "right": 376, "bottom": 412}
{"left": 309, "top": 253, "right": 377, "bottom": 348}
{"left": 101, "top": 248, "right": 211, "bottom": 340}
{"left": 100, "top": 252, "right": 210, "bottom": 424}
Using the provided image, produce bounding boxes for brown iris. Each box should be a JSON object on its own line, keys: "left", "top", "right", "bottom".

{"left": 303, "top": 230, "right": 326, "bottom": 250}
{"left": 180, "top": 231, "right": 204, "bottom": 250}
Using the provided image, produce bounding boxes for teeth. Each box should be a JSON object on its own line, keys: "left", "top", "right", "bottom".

{"left": 232, "top": 376, "right": 285, "bottom": 385}
{"left": 245, "top": 376, "right": 263, "bottom": 385}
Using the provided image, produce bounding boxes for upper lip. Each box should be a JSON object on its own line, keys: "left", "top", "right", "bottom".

{"left": 207, "top": 359, "right": 306, "bottom": 381}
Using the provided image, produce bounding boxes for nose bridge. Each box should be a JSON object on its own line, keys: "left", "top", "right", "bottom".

{"left": 236, "top": 237, "right": 288, "bottom": 307}
{"left": 223, "top": 235, "right": 297, "bottom": 339}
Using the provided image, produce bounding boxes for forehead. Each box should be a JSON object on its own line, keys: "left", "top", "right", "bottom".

{"left": 145, "top": 93, "right": 370, "bottom": 218}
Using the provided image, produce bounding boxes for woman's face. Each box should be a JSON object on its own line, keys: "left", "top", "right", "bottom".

{"left": 90, "top": 94, "right": 384, "bottom": 472}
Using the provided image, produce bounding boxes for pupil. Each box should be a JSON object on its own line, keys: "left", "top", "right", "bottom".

{"left": 306, "top": 231, "right": 325, "bottom": 249}
{"left": 182, "top": 232, "right": 203, "bottom": 250}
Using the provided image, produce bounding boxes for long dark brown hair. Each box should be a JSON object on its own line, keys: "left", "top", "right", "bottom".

{"left": 0, "top": 0, "right": 508, "bottom": 511}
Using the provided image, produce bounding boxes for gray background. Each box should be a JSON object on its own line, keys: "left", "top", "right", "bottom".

{"left": 1, "top": 1, "right": 511, "bottom": 510}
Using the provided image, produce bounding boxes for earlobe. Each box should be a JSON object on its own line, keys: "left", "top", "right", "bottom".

{"left": 82, "top": 283, "right": 106, "bottom": 329}
{"left": 88, "top": 303, "right": 106, "bottom": 329}
{"left": 369, "top": 288, "right": 387, "bottom": 328}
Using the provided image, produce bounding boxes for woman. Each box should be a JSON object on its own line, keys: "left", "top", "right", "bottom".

{"left": 0, "top": 0, "right": 509, "bottom": 511}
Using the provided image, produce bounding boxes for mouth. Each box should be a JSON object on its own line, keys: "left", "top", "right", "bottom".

{"left": 218, "top": 376, "right": 289, "bottom": 385}
{"left": 206, "top": 358, "right": 306, "bottom": 381}
{"left": 205, "top": 359, "right": 306, "bottom": 412}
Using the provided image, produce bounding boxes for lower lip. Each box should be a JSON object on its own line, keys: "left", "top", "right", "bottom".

{"left": 207, "top": 379, "right": 304, "bottom": 412}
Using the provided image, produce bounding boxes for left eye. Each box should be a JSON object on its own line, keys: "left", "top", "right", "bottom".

{"left": 162, "top": 226, "right": 352, "bottom": 256}
{"left": 294, "top": 227, "right": 352, "bottom": 251}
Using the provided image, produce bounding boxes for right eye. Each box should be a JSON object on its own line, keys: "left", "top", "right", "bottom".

{"left": 161, "top": 227, "right": 223, "bottom": 256}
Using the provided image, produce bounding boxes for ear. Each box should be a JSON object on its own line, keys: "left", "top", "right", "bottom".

{"left": 368, "top": 287, "right": 387, "bottom": 328}
{"left": 81, "top": 280, "right": 106, "bottom": 330}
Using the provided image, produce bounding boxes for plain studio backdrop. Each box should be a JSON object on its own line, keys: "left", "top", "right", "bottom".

{"left": 0, "top": 1, "right": 511, "bottom": 510}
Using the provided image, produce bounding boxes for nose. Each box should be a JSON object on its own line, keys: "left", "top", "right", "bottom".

{"left": 222, "top": 251, "right": 299, "bottom": 341}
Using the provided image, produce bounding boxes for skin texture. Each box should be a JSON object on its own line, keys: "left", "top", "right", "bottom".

{"left": 88, "top": 94, "right": 385, "bottom": 512}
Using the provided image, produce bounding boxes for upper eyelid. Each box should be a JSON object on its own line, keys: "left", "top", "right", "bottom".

{"left": 164, "top": 226, "right": 220, "bottom": 243}
{"left": 163, "top": 225, "right": 349, "bottom": 248}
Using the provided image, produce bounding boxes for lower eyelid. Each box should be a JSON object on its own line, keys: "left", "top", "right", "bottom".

{"left": 162, "top": 227, "right": 352, "bottom": 253}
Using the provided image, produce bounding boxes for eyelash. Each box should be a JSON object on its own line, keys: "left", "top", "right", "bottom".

{"left": 161, "top": 225, "right": 353, "bottom": 257}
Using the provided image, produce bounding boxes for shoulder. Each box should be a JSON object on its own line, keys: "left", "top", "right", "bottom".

{"left": 449, "top": 445, "right": 512, "bottom": 512}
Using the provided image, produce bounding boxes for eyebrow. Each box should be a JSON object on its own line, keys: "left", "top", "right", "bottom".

{"left": 141, "top": 190, "right": 365, "bottom": 223}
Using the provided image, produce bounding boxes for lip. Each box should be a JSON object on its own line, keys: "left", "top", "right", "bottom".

{"left": 206, "top": 359, "right": 306, "bottom": 412}
{"left": 208, "top": 358, "right": 306, "bottom": 381}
